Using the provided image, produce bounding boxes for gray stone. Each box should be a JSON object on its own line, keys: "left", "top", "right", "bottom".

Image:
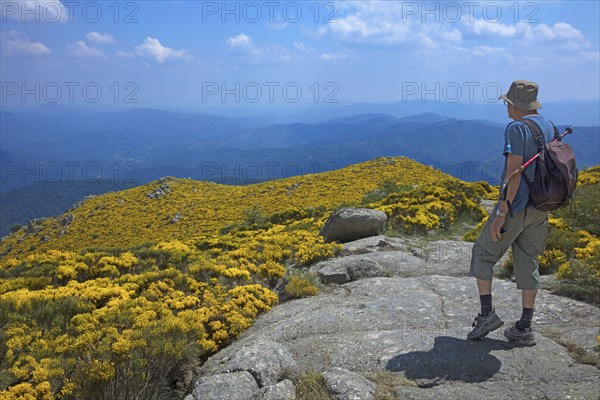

{"left": 320, "top": 208, "right": 387, "bottom": 243}
{"left": 258, "top": 379, "right": 296, "bottom": 400}
{"left": 190, "top": 371, "right": 258, "bottom": 400}
{"left": 341, "top": 235, "right": 408, "bottom": 255}
{"left": 322, "top": 367, "right": 375, "bottom": 400}
{"left": 186, "top": 238, "right": 600, "bottom": 400}
{"left": 310, "top": 257, "right": 385, "bottom": 285}
{"left": 198, "top": 339, "right": 297, "bottom": 388}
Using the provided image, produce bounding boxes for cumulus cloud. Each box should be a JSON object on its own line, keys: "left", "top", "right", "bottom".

{"left": 86, "top": 32, "right": 115, "bottom": 45}
{"left": 317, "top": 2, "right": 461, "bottom": 47}
{"left": 293, "top": 42, "right": 307, "bottom": 51}
{"left": 1, "top": 30, "right": 51, "bottom": 56}
{"left": 225, "top": 33, "right": 292, "bottom": 63}
{"left": 226, "top": 33, "right": 252, "bottom": 48}
{"left": 320, "top": 51, "right": 352, "bottom": 61}
{"left": 464, "top": 19, "right": 586, "bottom": 48}
{"left": 465, "top": 19, "right": 517, "bottom": 37}
{"left": 133, "top": 37, "right": 187, "bottom": 63}
{"left": 68, "top": 40, "right": 104, "bottom": 58}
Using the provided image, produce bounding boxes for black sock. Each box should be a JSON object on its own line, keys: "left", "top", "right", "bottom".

{"left": 517, "top": 308, "right": 534, "bottom": 330}
{"left": 480, "top": 294, "right": 492, "bottom": 316}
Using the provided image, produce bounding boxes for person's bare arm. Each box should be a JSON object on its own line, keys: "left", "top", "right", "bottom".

{"left": 491, "top": 154, "right": 523, "bottom": 241}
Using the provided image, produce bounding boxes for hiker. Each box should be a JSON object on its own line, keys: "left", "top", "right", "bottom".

{"left": 467, "top": 80, "right": 555, "bottom": 346}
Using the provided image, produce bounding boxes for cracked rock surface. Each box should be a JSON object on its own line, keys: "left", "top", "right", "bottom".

{"left": 187, "top": 236, "right": 600, "bottom": 399}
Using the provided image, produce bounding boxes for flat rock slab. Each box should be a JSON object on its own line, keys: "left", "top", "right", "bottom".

{"left": 313, "top": 239, "right": 508, "bottom": 283}
{"left": 208, "top": 276, "right": 599, "bottom": 398}
{"left": 190, "top": 238, "right": 599, "bottom": 399}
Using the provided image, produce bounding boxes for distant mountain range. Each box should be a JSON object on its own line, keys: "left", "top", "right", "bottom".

{"left": 1, "top": 108, "right": 598, "bottom": 237}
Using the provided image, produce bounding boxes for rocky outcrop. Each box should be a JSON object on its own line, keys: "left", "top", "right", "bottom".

{"left": 187, "top": 236, "right": 600, "bottom": 399}
{"left": 186, "top": 340, "right": 298, "bottom": 400}
{"left": 319, "top": 208, "right": 387, "bottom": 243}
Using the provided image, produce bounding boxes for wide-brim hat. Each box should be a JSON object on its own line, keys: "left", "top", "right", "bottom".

{"left": 499, "top": 80, "right": 542, "bottom": 110}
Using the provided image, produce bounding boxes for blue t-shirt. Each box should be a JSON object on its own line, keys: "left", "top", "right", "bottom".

{"left": 502, "top": 115, "right": 556, "bottom": 213}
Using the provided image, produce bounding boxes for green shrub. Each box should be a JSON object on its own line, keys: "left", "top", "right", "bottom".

{"left": 243, "top": 205, "right": 267, "bottom": 227}
{"left": 295, "top": 372, "right": 332, "bottom": 400}
{"left": 553, "top": 185, "right": 600, "bottom": 236}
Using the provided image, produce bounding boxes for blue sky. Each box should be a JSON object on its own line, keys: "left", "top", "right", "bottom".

{"left": 1, "top": 0, "right": 599, "bottom": 111}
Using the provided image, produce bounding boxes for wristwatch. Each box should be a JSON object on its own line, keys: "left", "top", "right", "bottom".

{"left": 496, "top": 209, "right": 507, "bottom": 217}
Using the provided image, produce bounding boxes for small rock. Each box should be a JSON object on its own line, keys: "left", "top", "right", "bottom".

{"left": 258, "top": 379, "right": 296, "bottom": 400}
{"left": 190, "top": 371, "right": 258, "bottom": 400}
{"left": 171, "top": 213, "right": 182, "bottom": 223}
{"left": 61, "top": 214, "right": 74, "bottom": 226}
{"left": 316, "top": 263, "right": 351, "bottom": 285}
{"left": 322, "top": 367, "right": 376, "bottom": 400}
{"left": 310, "top": 257, "right": 384, "bottom": 285}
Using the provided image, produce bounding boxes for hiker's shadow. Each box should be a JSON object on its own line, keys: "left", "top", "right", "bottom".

{"left": 385, "top": 336, "right": 513, "bottom": 388}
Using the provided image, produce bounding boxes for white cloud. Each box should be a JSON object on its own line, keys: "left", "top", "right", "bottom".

{"left": 320, "top": 51, "right": 351, "bottom": 61}
{"left": 134, "top": 37, "right": 187, "bottom": 63}
{"left": 464, "top": 19, "right": 587, "bottom": 49}
{"left": 293, "top": 42, "right": 306, "bottom": 51}
{"left": 465, "top": 19, "right": 517, "bottom": 37}
{"left": 225, "top": 33, "right": 292, "bottom": 63}
{"left": 226, "top": 33, "right": 252, "bottom": 48}
{"left": 86, "top": 32, "right": 115, "bottom": 45}
{"left": 1, "top": 30, "right": 51, "bottom": 56}
{"left": 317, "top": 2, "right": 461, "bottom": 47}
{"left": 68, "top": 40, "right": 104, "bottom": 59}
{"left": 0, "top": 0, "right": 69, "bottom": 22}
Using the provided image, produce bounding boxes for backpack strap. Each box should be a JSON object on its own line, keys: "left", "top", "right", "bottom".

{"left": 549, "top": 120, "right": 559, "bottom": 140}
{"left": 519, "top": 118, "right": 546, "bottom": 153}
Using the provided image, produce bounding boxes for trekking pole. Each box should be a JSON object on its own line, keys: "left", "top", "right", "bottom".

{"left": 499, "top": 127, "right": 574, "bottom": 213}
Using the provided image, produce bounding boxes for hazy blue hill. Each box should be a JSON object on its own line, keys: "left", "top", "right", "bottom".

{"left": 394, "top": 112, "right": 453, "bottom": 124}
{"left": 0, "top": 180, "right": 137, "bottom": 238}
{"left": 294, "top": 99, "right": 600, "bottom": 127}
{"left": 317, "top": 113, "right": 399, "bottom": 125}
{"left": 1, "top": 110, "right": 597, "bottom": 235}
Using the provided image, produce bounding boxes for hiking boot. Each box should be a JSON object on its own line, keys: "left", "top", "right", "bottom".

{"left": 467, "top": 309, "right": 504, "bottom": 340}
{"left": 504, "top": 323, "right": 536, "bottom": 346}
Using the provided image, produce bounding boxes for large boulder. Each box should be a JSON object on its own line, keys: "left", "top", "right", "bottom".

{"left": 319, "top": 208, "right": 387, "bottom": 243}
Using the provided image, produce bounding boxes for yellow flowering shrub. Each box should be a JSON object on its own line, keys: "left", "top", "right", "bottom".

{"left": 0, "top": 157, "right": 487, "bottom": 257}
{"left": 0, "top": 157, "right": 537, "bottom": 398}
{"left": 376, "top": 181, "right": 487, "bottom": 235}
{"left": 538, "top": 249, "right": 567, "bottom": 273}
